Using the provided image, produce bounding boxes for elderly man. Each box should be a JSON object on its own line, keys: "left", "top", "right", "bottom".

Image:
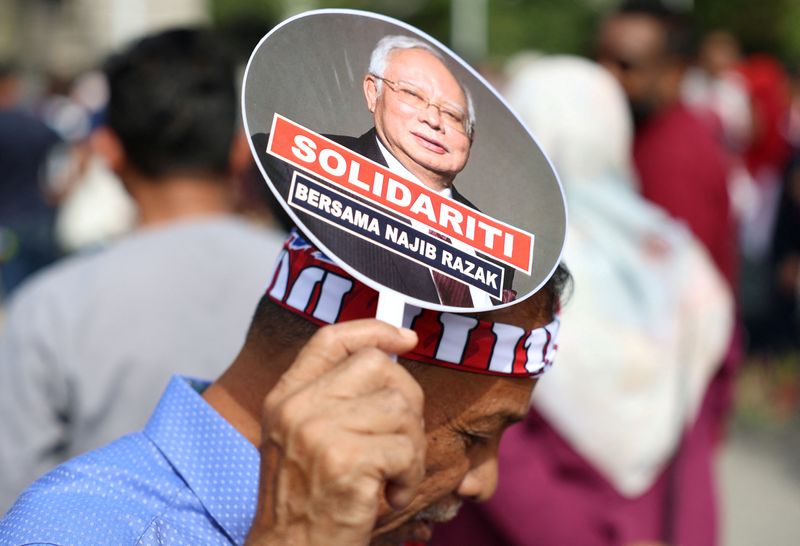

{"left": 253, "top": 35, "right": 514, "bottom": 308}
{"left": 0, "top": 230, "right": 568, "bottom": 545}
{"left": 351, "top": 34, "right": 475, "bottom": 195}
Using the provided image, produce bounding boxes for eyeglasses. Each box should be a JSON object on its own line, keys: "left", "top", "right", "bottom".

{"left": 371, "top": 74, "right": 470, "bottom": 135}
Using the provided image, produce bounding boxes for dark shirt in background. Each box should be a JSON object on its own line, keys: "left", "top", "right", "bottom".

{"left": 0, "top": 107, "right": 61, "bottom": 296}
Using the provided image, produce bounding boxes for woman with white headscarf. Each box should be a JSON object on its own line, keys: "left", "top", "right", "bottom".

{"left": 432, "top": 57, "right": 733, "bottom": 546}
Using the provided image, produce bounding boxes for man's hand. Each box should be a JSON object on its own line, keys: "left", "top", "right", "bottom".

{"left": 245, "top": 320, "right": 423, "bottom": 546}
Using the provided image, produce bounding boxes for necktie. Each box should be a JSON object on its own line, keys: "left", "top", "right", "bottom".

{"left": 428, "top": 229, "right": 473, "bottom": 307}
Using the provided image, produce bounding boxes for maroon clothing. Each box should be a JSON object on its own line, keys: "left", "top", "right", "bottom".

{"left": 432, "top": 390, "right": 720, "bottom": 546}
{"left": 736, "top": 55, "right": 791, "bottom": 179}
{"left": 635, "top": 102, "right": 741, "bottom": 436}
{"left": 633, "top": 103, "right": 737, "bottom": 287}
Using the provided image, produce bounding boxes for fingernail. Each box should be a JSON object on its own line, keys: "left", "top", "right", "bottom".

{"left": 399, "top": 328, "right": 417, "bottom": 342}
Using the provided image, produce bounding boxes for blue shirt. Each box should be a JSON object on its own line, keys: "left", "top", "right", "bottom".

{"left": 0, "top": 376, "right": 260, "bottom": 545}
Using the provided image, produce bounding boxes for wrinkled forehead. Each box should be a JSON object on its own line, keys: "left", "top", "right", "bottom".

{"left": 386, "top": 48, "right": 468, "bottom": 106}
{"left": 403, "top": 356, "right": 535, "bottom": 428}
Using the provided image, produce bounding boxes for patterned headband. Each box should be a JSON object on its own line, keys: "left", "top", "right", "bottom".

{"left": 266, "top": 231, "right": 559, "bottom": 378}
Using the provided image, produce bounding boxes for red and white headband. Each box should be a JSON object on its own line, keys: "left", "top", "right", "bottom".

{"left": 266, "top": 231, "right": 559, "bottom": 378}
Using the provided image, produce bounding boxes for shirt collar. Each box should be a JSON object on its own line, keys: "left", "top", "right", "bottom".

{"left": 144, "top": 375, "right": 260, "bottom": 545}
{"left": 375, "top": 135, "right": 453, "bottom": 199}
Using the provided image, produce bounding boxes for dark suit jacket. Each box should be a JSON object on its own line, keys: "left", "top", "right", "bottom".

{"left": 251, "top": 128, "right": 512, "bottom": 306}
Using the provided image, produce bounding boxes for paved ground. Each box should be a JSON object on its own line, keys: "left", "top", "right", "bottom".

{"left": 720, "top": 420, "right": 800, "bottom": 546}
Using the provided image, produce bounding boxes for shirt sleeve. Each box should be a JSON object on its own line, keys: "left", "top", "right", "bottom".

{"left": 0, "top": 285, "right": 72, "bottom": 514}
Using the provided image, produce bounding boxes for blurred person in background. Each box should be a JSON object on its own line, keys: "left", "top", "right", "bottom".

{"left": 736, "top": 54, "right": 792, "bottom": 219}
{"left": 432, "top": 55, "right": 733, "bottom": 546}
{"left": 0, "top": 62, "right": 62, "bottom": 299}
{"left": 596, "top": 0, "right": 737, "bottom": 288}
{"left": 682, "top": 30, "right": 752, "bottom": 154}
{"left": 734, "top": 54, "right": 794, "bottom": 350}
{"left": 681, "top": 30, "right": 757, "bottom": 245}
{"left": 0, "top": 27, "right": 286, "bottom": 513}
{"left": 770, "top": 104, "right": 800, "bottom": 349}
{"left": 596, "top": 0, "right": 741, "bottom": 445}
{"left": 769, "top": 69, "right": 800, "bottom": 350}
{"left": 46, "top": 70, "right": 137, "bottom": 254}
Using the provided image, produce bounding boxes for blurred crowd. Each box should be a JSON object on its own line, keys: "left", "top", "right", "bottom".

{"left": 3, "top": 5, "right": 797, "bottom": 354}
{"left": 0, "top": 0, "right": 799, "bottom": 545}
{"left": 0, "top": 58, "right": 284, "bottom": 305}
{"left": 0, "top": 27, "right": 289, "bottom": 510}
{"left": 430, "top": 2, "right": 800, "bottom": 545}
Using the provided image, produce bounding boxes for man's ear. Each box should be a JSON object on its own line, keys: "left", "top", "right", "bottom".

{"left": 363, "top": 75, "right": 378, "bottom": 113}
{"left": 90, "top": 127, "right": 126, "bottom": 175}
{"left": 228, "top": 130, "right": 252, "bottom": 177}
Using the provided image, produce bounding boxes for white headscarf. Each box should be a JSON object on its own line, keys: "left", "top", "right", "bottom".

{"left": 505, "top": 56, "right": 733, "bottom": 496}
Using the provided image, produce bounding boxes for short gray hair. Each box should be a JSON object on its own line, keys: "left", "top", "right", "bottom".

{"left": 368, "top": 35, "right": 476, "bottom": 139}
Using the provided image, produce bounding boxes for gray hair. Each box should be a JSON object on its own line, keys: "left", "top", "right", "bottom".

{"left": 368, "top": 35, "right": 476, "bottom": 139}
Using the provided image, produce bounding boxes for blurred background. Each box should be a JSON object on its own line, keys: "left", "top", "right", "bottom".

{"left": 0, "top": 1, "right": 798, "bottom": 544}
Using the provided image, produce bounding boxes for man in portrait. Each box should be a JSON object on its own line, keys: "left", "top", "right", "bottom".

{"left": 251, "top": 35, "right": 515, "bottom": 308}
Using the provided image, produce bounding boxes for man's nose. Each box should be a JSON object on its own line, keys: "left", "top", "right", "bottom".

{"left": 455, "top": 456, "right": 499, "bottom": 502}
{"left": 418, "top": 102, "right": 443, "bottom": 129}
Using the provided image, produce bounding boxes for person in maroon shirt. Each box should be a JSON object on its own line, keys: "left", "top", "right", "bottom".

{"left": 597, "top": 0, "right": 740, "bottom": 441}
{"left": 596, "top": 1, "right": 737, "bottom": 288}
{"left": 633, "top": 105, "right": 737, "bottom": 285}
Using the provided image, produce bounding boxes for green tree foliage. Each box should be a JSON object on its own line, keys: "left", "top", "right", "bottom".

{"left": 694, "top": 0, "right": 800, "bottom": 65}
{"left": 209, "top": 0, "right": 800, "bottom": 66}
{"left": 488, "top": 0, "right": 598, "bottom": 58}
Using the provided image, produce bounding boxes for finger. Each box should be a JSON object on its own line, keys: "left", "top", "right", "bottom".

{"left": 298, "top": 388, "right": 426, "bottom": 451}
{"left": 314, "top": 432, "right": 424, "bottom": 511}
{"left": 373, "top": 434, "right": 426, "bottom": 510}
{"left": 264, "top": 348, "right": 425, "bottom": 456}
{"left": 266, "top": 359, "right": 425, "bottom": 458}
{"left": 280, "top": 320, "right": 418, "bottom": 390}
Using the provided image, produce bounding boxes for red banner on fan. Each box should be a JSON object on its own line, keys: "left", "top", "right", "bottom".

{"left": 266, "top": 114, "right": 534, "bottom": 274}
